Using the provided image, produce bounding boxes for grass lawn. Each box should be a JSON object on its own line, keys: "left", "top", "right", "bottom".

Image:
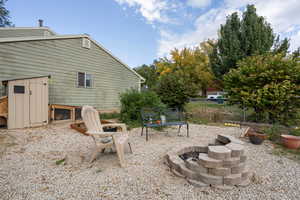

{"left": 185, "top": 100, "right": 226, "bottom": 109}
{"left": 185, "top": 101, "right": 247, "bottom": 124}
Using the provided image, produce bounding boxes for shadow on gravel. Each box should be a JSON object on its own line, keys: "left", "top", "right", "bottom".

{"left": 0, "top": 134, "right": 17, "bottom": 158}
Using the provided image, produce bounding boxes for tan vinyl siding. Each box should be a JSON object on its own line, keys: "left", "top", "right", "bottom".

{"left": 0, "top": 38, "right": 141, "bottom": 110}
{"left": 0, "top": 29, "right": 55, "bottom": 38}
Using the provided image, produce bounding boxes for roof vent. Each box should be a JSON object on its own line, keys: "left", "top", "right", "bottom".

{"left": 82, "top": 38, "right": 91, "bottom": 49}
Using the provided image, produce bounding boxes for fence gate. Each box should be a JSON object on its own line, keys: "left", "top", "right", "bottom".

{"left": 7, "top": 76, "right": 49, "bottom": 129}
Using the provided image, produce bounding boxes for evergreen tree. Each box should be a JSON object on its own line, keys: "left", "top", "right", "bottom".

{"left": 292, "top": 47, "right": 300, "bottom": 60}
{"left": 0, "top": 0, "right": 12, "bottom": 27}
{"left": 210, "top": 4, "right": 288, "bottom": 80}
{"left": 240, "top": 5, "right": 274, "bottom": 56}
{"left": 211, "top": 12, "right": 243, "bottom": 80}
{"left": 273, "top": 36, "right": 290, "bottom": 56}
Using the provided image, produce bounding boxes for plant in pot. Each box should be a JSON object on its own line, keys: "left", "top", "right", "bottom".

{"left": 247, "top": 128, "right": 268, "bottom": 145}
{"left": 281, "top": 127, "right": 300, "bottom": 149}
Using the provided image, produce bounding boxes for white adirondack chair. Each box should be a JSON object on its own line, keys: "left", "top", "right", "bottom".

{"left": 81, "top": 106, "right": 132, "bottom": 167}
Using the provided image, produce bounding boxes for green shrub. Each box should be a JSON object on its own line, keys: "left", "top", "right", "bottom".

{"left": 290, "top": 128, "right": 300, "bottom": 136}
{"left": 100, "top": 112, "right": 120, "bottom": 120}
{"left": 262, "top": 124, "right": 281, "bottom": 142}
{"left": 119, "top": 89, "right": 165, "bottom": 124}
{"left": 224, "top": 54, "right": 300, "bottom": 124}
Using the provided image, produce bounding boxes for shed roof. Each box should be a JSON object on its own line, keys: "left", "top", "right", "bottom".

{"left": 2, "top": 75, "right": 51, "bottom": 85}
{"left": 0, "top": 30, "right": 145, "bottom": 81}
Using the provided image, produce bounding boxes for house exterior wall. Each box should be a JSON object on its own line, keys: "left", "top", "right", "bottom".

{"left": 0, "top": 28, "right": 55, "bottom": 38}
{"left": 0, "top": 38, "right": 141, "bottom": 110}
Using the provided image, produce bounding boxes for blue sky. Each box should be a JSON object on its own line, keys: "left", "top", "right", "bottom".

{"left": 7, "top": 0, "right": 300, "bottom": 68}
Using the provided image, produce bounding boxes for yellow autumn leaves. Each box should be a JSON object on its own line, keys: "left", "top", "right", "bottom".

{"left": 156, "top": 40, "right": 215, "bottom": 93}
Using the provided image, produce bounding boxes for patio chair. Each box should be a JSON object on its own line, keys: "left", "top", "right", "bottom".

{"left": 81, "top": 106, "right": 132, "bottom": 167}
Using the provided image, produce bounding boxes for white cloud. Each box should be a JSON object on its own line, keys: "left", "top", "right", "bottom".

{"left": 114, "top": 0, "right": 300, "bottom": 56}
{"left": 290, "top": 30, "right": 300, "bottom": 51}
{"left": 114, "top": 0, "right": 170, "bottom": 23}
{"left": 241, "top": 0, "right": 299, "bottom": 34}
{"left": 187, "top": 0, "right": 212, "bottom": 8}
{"left": 158, "top": 0, "right": 300, "bottom": 57}
{"left": 158, "top": 7, "right": 237, "bottom": 56}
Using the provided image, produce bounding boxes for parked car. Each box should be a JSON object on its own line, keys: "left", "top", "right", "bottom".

{"left": 207, "top": 92, "right": 224, "bottom": 100}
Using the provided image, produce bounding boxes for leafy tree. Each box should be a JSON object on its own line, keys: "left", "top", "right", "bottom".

{"left": 0, "top": 0, "right": 12, "bottom": 27}
{"left": 224, "top": 54, "right": 300, "bottom": 124}
{"left": 134, "top": 63, "right": 158, "bottom": 90}
{"left": 155, "top": 73, "right": 190, "bottom": 109}
{"left": 156, "top": 41, "right": 214, "bottom": 98}
{"left": 211, "top": 4, "right": 289, "bottom": 80}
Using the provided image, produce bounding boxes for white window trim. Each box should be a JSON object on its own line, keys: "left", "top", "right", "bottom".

{"left": 85, "top": 73, "right": 92, "bottom": 88}
{"left": 77, "top": 72, "right": 93, "bottom": 88}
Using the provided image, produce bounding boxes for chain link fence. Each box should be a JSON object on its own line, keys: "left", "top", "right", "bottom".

{"left": 186, "top": 98, "right": 299, "bottom": 127}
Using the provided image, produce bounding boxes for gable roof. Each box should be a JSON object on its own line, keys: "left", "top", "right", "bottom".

{"left": 0, "top": 26, "right": 57, "bottom": 35}
{"left": 0, "top": 29, "right": 145, "bottom": 81}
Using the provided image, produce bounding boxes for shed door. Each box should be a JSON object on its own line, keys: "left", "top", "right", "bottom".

{"left": 29, "top": 78, "right": 48, "bottom": 127}
{"left": 8, "top": 80, "right": 30, "bottom": 129}
{"left": 8, "top": 77, "right": 49, "bottom": 129}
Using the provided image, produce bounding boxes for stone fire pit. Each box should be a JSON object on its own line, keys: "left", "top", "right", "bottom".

{"left": 165, "top": 134, "right": 252, "bottom": 189}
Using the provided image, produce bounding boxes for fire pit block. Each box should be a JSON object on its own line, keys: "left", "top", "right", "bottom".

{"left": 208, "top": 146, "right": 232, "bottom": 160}
{"left": 209, "top": 167, "right": 231, "bottom": 176}
{"left": 165, "top": 134, "right": 252, "bottom": 189}
{"left": 231, "top": 162, "right": 246, "bottom": 174}
{"left": 199, "top": 173, "right": 223, "bottom": 185}
{"left": 185, "top": 158, "right": 208, "bottom": 173}
{"left": 198, "top": 153, "right": 223, "bottom": 168}
{"left": 224, "top": 173, "right": 242, "bottom": 185}
{"left": 241, "top": 168, "right": 252, "bottom": 180}
{"left": 223, "top": 157, "right": 241, "bottom": 168}
{"left": 240, "top": 155, "right": 247, "bottom": 162}
{"left": 225, "top": 143, "right": 244, "bottom": 157}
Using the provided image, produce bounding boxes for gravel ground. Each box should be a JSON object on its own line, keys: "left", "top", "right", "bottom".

{"left": 0, "top": 123, "right": 299, "bottom": 200}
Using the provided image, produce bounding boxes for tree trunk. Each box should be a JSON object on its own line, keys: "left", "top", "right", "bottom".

{"left": 202, "top": 88, "right": 207, "bottom": 97}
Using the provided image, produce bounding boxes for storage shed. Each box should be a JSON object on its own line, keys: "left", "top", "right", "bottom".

{"left": 2, "top": 76, "right": 49, "bottom": 129}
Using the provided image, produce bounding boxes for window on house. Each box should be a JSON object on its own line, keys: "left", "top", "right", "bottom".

{"left": 77, "top": 72, "right": 92, "bottom": 88}
{"left": 77, "top": 72, "right": 85, "bottom": 87}
{"left": 86, "top": 74, "right": 92, "bottom": 88}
